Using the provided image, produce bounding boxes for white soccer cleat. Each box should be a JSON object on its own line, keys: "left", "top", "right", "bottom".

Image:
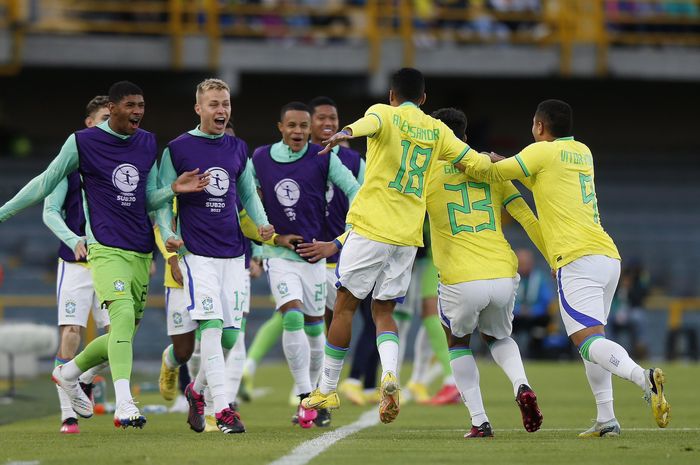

{"left": 113, "top": 399, "right": 147, "bottom": 429}
{"left": 52, "top": 365, "right": 93, "bottom": 418}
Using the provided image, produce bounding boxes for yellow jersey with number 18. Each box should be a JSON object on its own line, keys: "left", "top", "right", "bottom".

{"left": 463, "top": 137, "right": 619, "bottom": 268}
{"left": 345, "top": 102, "right": 471, "bottom": 247}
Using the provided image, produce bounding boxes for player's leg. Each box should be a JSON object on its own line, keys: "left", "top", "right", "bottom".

{"left": 560, "top": 256, "right": 669, "bottom": 429}
{"left": 479, "top": 275, "right": 541, "bottom": 433}
{"left": 341, "top": 295, "right": 377, "bottom": 405}
{"left": 226, "top": 270, "right": 250, "bottom": 403}
{"left": 242, "top": 309, "right": 283, "bottom": 395}
{"left": 160, "top": 287, "right": 197, "bottom": 401}
{"left": 438, "top": 280, "right": 492, "bottom": 438}
{"left": 78, "top": 291, "right": 110, "bottom": 391}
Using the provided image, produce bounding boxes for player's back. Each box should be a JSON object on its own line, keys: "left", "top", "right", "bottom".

{"left": 525, "top": 137, "right": 619, "bottom": 268}
{"left": 426, "top": 159, "right": 518, "bottom": 284}
{"left": 347, "top": 102, "right": 467, "bottom": 247}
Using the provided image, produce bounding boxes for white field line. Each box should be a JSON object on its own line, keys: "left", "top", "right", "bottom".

{"left": 268, "top": 409, "right": 379, "bottom": 465}
{"left": 399, "top": 427, "right": 700, "bottom": 433}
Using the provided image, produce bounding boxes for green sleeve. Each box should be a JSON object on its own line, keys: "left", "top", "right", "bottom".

{"left": 42, "top": 177, "right": 83, "bottom": 251}
{"left": 155, "top": 148, "right": 177, "bottom": 243}
{"left": 0, "top": 135, "right": 79, "bottom": 222}
{"left": 328, "top": 153, "right": 360, "bottom": 204}
{"left": 237, "top": 161, "right": 269, "bottom": 226}
{"left": 147, "top": 157, "right": 176, "bottom": 212}
{"left": 357, "top": 158, "right": 366, "bottom": 185}
{"left": 252, "top": 243, "right": 263, "bottom": 259}
{"left": 246, "top": 158, "right": 260, "bottom": 188}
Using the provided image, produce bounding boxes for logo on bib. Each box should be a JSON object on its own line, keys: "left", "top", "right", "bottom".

{"left": 114, "top": 280, "right": 125, "bottom": 292}
{"left": 275, "top": 179, "right": 300, "bottom": 207}
{"left": 112, "top": 164, "right": 140, "bottom": 193}
{"left": 65, "top": 300, "right": 76, "bottom": 315}
{"left": 205, "top": 167, "right": 230, "bottom": 197}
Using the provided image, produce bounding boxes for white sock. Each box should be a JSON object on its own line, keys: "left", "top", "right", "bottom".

{"left": 188, "top": 339, "right": 201, "bottom": 380}
{"left": 198, "top": 327, "right": 228, "bottom": 413}
{"left": 394, "top": 317, "right": 411, "bottom": 374}
{"left": 56, "top": 385, "right": 76, "bottom": 421}
{"left": 225, "top": 329, "right": 246, "bottom": 402}
{"left": 583, "top": 359, "right": 615, "bottom": 423}
{"left": 320, "top": 355, "right": 345, "bottom": 394}
{"left": 488, "top": 337, "right": 529, "bottom": 397}
{"left": 114, "top": 379, "right": 133, "bottom": 406}
{"left": 410, "top": 325, "right": 432, "bottom": 385}
{"left": 307, "top": 332, "right": 326, "bottom": 388}
{"left": 450, "top": 352, "right": 488, "bottom": 426}
{"left": 78, "top": 361, "right": 109, "bottom": 385}
{"left": 59, "top": 360, "right": 84, "bottom": 381}
{"left": 377, "top": 333, "right": 399, "bottom": 381}
{"left": 162, "top": 344, "right": 179, "bottom": 369}
{"left": 283, "top": 328, "right": 312, "bottom": 395}
{"left": 587, "top": 338, "right": 646, "bottom": 390}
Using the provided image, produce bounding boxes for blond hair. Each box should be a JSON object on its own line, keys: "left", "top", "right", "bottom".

{"left": 196, "top": 78, "right": 230, "bottom": 101}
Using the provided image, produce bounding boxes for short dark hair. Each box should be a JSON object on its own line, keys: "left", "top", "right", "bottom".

{"left": 280, "top": 101, "right": 311, "bottom": 121}
{"left": 535, "top": 99, "right": 573, "bottom": 137}
{"left": 390, "top": 68, "right": 425, "bottom": 103}
{"left": 85, "top": 95, "right": 109, "bottom": 118}
{"left": 308, "top": 96, "right": 337, "bottom": 114}
{"left": 431, "top": 107, "right": 467, "bottom": 140}
{"left": 108, "top": 81, "right": 143, "bottom": 104}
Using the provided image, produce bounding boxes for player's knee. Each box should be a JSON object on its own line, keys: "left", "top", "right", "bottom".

{"left": 173, "top": 344, "right": 193, "bottom": 364}
{"left": 282, "top": 309, "right": 304, "bottom": 331}
{"left": 304, "top": 319, "right": 324, "bottom": 337}
{"left": 221, "top": 328, "right": 239, "bottom": 350}
{"left": 61, "top": 325, "right": 82, "bottom": 337}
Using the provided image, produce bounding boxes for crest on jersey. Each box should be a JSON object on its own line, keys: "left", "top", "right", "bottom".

{"left": 112, "top": 164, "right": 139, "bottom": 193}
{"left": 114, "top": 280, "right": 125, "bottom": 292}
{"left": 204, "top": 167, "right": 230, "bottom": 197}
{"left": 65, "top": 300, "right": 76, "bottom": 315}
{"left": 275, "top": 179, "right": 301, "bottom": 207}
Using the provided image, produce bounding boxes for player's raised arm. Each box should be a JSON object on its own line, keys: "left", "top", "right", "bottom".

{"left": 319, "top": 106, "right": 382, "bottom": 155}
{"left": 502, "top": 181, "right": 548, "bottom": 264}
{"left": 0, "top": 135, "right": 79, "bottom": 223}
{"left": 42, "top": 177, "right": 85, "bottom": 259}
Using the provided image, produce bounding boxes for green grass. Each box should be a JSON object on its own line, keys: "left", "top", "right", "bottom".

{"left": 1, "top": 362, "right": 699, "bottom": 465}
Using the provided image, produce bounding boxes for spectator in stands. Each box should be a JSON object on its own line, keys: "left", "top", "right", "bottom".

{"left": 512, "top": 248, "right": 554, "bottom": 359}
{"left": 610, "top": 259, "right": 650, "bottom": 359}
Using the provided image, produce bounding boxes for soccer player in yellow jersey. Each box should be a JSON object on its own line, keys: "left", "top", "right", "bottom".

{"left": 300, "top": 68, "right": 471, "bottom": 424}
{"left": 427, "top": 108, "right": 545, "bottom": 438}
{"left": 462, "top": 99, "right": 670, "bottom": 436}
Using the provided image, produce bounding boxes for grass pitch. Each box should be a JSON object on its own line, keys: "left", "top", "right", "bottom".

{"left": 1, "top": 362, "right": 699, "bottom": 465}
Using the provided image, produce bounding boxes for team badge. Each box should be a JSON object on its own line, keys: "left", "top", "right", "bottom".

{"left": 173, "top": 312, "right": 183, "bottom": 325}
{"left": 114, "top": 280, "right": 125, "bottom": 292}
{"left": 277, "top": 282, "right": 289, "bottom": 296}
{"left": 65, "top": 301, "right": 76, "bottom": 315}
{"left": 202, "top": 296, "right": 214, "bottom": 312}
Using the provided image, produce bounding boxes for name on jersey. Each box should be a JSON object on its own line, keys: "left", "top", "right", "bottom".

{"left": 560, "top": 150, "right": 593, "bottom": 166}
{"left": 392, "top": 115, "right": 440, "bottom": 141}
{"left": 443, "top": 164, "right": 461, "bottom": 175}
{"left": 205, "top": 197, "right": 226, "bottom": 213}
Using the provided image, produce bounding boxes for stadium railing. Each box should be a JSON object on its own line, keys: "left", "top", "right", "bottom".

{"left": 4, "top": 0, "right": 699, "bottom": 75}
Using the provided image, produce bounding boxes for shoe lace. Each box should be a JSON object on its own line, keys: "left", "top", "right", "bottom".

{"left": 119, "top": 399, "right": 140, "bottom": 416}
{"left": 219, "top": 408, "right": 238, "bottom": 425}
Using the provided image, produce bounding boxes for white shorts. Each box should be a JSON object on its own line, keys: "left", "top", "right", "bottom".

{"left": 264, "top": 258, "right": 326, "bottom": 317}
{"left": 394, "top": 263, "right": 421, "bottom": 316}
{"left": 165, "top": 287, "right": 198, "bottom": 336}
{"left": 557, "top": 255, "right": 621, "bottom": 336}
{"left": 336, "top": 232, "right": 417, "bottom": 302}
{"left": 242, "top": 271, "right": 251, "bottom": 316}
{"left": 57, "top": 261, "right": 109, "bottom": 328}
{"left": 438, "top": 275, "right": 520, "bottom": 339}
{"left": 325, "top": 267, "right": 337, "bottom": 310}
{"left": 181, "top": 254, "right": 247, "bottom": 329}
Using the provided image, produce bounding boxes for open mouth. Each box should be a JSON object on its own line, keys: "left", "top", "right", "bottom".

{"left": 214, "top": 117, "right": 226, "bottom": 129}
{"left": 128, "top": 117, "right": 141, "bottom": 130}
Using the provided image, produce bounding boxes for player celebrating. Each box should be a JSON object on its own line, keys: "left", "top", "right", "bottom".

{"left": 462, "top": 99, "right": 670, "bottom": 436}
{"left": 299, "top": 68, "right": 472, "bottom": 424}
{"left": 156, "top": 78, "right": 275, "bottom": 434}
{"left": 43, "top": 96, "right": 112, "bottom": 434}
{"left": 250, "top": 101, "right": 359, "bottom": 428}
{"left": 0, "top": 81, "right": 209, "bottom": 429}
{"left": 427, "top": 107, "right": 544, "bottom": 437}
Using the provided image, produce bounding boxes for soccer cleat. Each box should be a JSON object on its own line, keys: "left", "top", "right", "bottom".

{"left": 430, "top": 384, "right": 461, "bottom": 405}
{"left": 169, "top": 394, "right": 189, "bottom": 413}
{"left": 159, "top": 351, "right": 179, "bottom": 401}
{"left": 79, "top": 382, "right": 95, "bottom": 406}
{"left": 578, "top": 419, "right": 621, "bottom": 438}
{"left": 515, "top": 384, "right": 543, "bottom": 433}
{"left": 289, "top": 387, "right": 300, "bottom": 407}
{"left": 379, "top": 372, "right": 400, "bottom": 424}
{"left": 465, "top": 422, "right": 494, "bottom": 438}
{"left": 294, "top": 402, "right": 318, "bottom": 429}
{"left": 301, "top": 388, "right": 341, "bottom": 410}
{"left": 364, "top": 389, "right": 381, "bottom": 404}
{"left": 406, "top": 381, "right": 430, "bottom": 404}
{"left": 216, "top": 407, "right": 246, "bottom": 434}
{"left": 59, "top": 417, "right": 79, "bottom": 434}
{"left": 339, "top": 379, "right": 366, "bottom": 406}
{"left": 113, "top": 399, "right": 147, "bottom": 429}
{"left": 644, "top": 368, "right": 670, "bottom": 428}
{"left": 184, "top": 382, "right": 206, "bottom": 433}
{"left": 314, "top": 408, "right": 332, "bottom": 427}
{"left": 51, "top": 365, "right": 93, "bottom": 418}
{"left": 204, "top": 415, "right": 218, "bottom": 432}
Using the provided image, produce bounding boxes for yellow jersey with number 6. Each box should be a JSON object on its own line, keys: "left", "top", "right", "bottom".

{"left": 345, "top": 102, "right": 471, "bottom": 246}
{"left": 464, "top": 137, "right": 619, "bottom": 268}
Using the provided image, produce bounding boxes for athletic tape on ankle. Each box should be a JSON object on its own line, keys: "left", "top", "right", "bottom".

{"left": 304, "top": 320, "right": 324, "bottom": 337}
{"left": 282, "top": 309, "right": 304, "bottom": 331}
{"left": 578, "top": 334, "right": 605, "bottom": 362}
{"left": 376, "top": 331, "right": 399, "bottom": 347}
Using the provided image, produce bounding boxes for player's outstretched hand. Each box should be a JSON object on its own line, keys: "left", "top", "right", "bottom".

{"left": 168, "top": 255, "right": 184, "bottom": 286}
{"left": 296, "top": 239, "right": 338, "bottom": 263}
{"left": 319, "top": 130, "right": 353, "bottom": 155}
{"left": 165, "top": 237, "right": 184, "bottom": 253}
{"left": 249, "top": 258, "right": 263, "bottom": 278}
{"left": 259, "top": 224, "right": 275, "bottom": 241}
{"left": 73, "top": 239, "right": 87, "bottom": 261}
{"left": 172, "top": 168, "right": 211, "bottom": 194}
{"left": 275, "top": 234, "right": 304, "bottom": 251}
{"left": 489, "top": 152, "right": 505, "bottom": 163}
